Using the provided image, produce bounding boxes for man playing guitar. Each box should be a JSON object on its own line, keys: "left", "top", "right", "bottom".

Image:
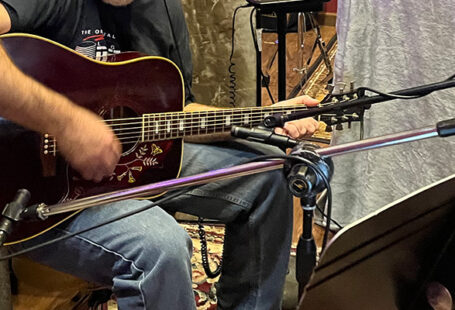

{"left": 0, "top": 0, "right": 319, "bottom": 309}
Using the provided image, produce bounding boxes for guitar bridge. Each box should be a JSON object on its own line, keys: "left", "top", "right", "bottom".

{"left": 41, "top": 133, "right": 57, "bottom": 177}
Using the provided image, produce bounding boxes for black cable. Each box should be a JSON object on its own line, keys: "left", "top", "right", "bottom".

{"left": 356, "top": 73, "right": 455, "bottom": 100}
{"left": 354, "top": 73, "right": 455, "bottom": 139}
{"left": 356, "top": 86, "right": 422, "bottom": 100}
{"left": 316, "top": 204, "right": 342, "bottom": 230}
{"left": 0, "top": 188, "right": 193, "bottom": 261}
{"left": 198, "top": 216, "right": 223, "bottom": 278}
{"left": 249, "top": 8, "right": 275, "bottom": 104}
{"left": 228, "top": 4, "right": 252, "bottom": 108}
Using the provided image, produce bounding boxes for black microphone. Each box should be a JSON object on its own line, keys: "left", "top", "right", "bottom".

{"left": 231, "top": 126, "right": 299, "bottom": 150}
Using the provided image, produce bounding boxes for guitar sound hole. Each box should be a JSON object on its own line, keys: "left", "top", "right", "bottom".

{"left": 103, "top": 106, "right": 138, "bottom": 155}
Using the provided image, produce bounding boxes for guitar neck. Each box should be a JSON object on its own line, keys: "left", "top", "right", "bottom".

{"left": 140, "top": 105, "right": 309, "bottom": 141}
{"left": 43, "top": 105, "right": 311, "bottom": 156}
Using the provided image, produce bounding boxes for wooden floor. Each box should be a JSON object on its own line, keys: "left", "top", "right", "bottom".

{"left": 261, "top": 24, "right": 337, "bottom": 105}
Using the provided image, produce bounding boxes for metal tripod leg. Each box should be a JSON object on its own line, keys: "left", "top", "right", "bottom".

{"left": 292, "top": 12, "right": 308, "bottom": 90}
{"left": 307, "top": 13, "right": 332, "bottom": 74}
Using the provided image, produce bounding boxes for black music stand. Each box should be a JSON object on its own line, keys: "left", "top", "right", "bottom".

{"left": 299, "top": 174, "right": 455, "bottom": 310}
{"left": 246, "top": 0, "right": 328, "bottom": 105}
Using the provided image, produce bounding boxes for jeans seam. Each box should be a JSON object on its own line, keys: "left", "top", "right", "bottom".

{"left": 186, "top": 189, "right": 253, "bottom": 209}
{"left": 249, "top": 216, "right": 260, "bottom": 310}
{"left": 58, "top": 229, "right": 148, "bottom": 308}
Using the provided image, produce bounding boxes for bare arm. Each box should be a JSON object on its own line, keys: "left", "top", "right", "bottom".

{"left": 0, "top": 3, "right": 11, "bottom": 34}
{"left": 0, "top": 43, "right": 121, "bottom": 182}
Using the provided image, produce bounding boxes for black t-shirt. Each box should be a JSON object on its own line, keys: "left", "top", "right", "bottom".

{"left": 2, "top": 0, "right": 131, "bottom": 59}
{"left": 1, "top": 0, "right": 194, "bottom": 102}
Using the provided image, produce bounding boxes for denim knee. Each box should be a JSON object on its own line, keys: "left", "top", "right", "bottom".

{"left": 137, "top": 217, "right": 193, "bottom": 275}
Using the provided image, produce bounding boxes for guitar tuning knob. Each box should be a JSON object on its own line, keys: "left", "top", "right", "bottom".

{"left": 326, "top": 125, "right": 333, "bottom": 132}
{"left": 336, "top": 82, "right": 347, "bottom": 93}
{"left": 336, "top": 123, "right": 343, "bottom": 131}
{"left": 350, "top": 81, "right": 356, "bottom": 92}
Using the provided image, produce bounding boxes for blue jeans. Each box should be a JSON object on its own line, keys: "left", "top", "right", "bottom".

{"left": 11, "top": 141, "right": 293, "bottom": 310}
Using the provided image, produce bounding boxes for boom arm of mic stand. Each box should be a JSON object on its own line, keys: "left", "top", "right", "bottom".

{"left": 22, "top": 160, "right": 285, "bottom": 221}
{"left": 263, "top": 79, "right": 455, "bottom": 128}
{"left": 315, "top": 118, "right": 455, "bottom": 158}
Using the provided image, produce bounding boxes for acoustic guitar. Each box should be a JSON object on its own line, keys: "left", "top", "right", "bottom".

{"left": 0, "top": 33, "right": 320, "bottom": 244}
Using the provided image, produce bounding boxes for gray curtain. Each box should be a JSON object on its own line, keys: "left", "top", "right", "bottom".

{"left": 323, "top": 0, "right": 455, "bottom": 227}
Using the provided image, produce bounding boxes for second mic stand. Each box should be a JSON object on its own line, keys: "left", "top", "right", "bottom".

{"left": 231, "top": 125, "right": 333, "bottom": 295}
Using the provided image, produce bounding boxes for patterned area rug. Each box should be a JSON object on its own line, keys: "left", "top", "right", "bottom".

{"left": 101, "top": 222, "right": 224, "bottom": 310}
{"left": 180, "top": 222, "right": 224, "bottom": 310}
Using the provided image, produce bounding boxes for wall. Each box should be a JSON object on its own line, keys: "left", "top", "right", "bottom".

{"left": 182, "top": 0, "right": 256, "bottom": 108}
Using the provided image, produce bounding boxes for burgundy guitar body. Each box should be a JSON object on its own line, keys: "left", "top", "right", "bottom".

{"left": 0, "top": 34, "right": 184, "bottom": 243}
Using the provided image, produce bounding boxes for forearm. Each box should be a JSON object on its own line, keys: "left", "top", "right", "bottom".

{"left": 0, "top": 44, "right": 81, "bottom": 136}
{"left": 183, "top": 102, "right": 231, "bottom": 143}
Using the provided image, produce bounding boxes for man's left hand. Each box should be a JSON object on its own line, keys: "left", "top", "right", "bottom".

{"left": 272, "top": 95, "right": 320, "bottom": 140}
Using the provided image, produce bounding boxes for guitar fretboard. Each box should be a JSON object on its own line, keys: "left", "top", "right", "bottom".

{"left": 139, "top": 105, "right": 308, "bottom": 141}
{"left": 43, "top": 105, "right": 313, "bottom": 155}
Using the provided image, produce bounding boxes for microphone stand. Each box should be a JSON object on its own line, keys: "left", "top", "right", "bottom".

{"left": 0, "top": 189, "right": 30, "bottom": 310}
{"left": 231, "top": 117, "right": 455, "bottom": 298}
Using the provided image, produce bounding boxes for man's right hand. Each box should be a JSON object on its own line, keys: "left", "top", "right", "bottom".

{"left": 56, "top": 107, "right": 121, "bottom": 183}
{"left": 1, "top": 43, "right": 121, "bottom": 183}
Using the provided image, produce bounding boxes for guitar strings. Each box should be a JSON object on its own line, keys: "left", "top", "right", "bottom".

{"left": 44, "top": 103, "right": 334, "bottom": 153}
{"left": 45, "top": 113, "right": 295, "bottom": 143}
{"left": 99, "top": 104, "right": 328, "bottom": 124}
{"left": 99, "top": 101, "right": 333, "bottom": 126}
{"left": 45, "top": 111, "right": 312, "bottom": 142}
{"left": 101, "top": 108, "right": 312, "bottom": 128}
{"left": 46, "top": 107, "right": 311, "bottom": 140}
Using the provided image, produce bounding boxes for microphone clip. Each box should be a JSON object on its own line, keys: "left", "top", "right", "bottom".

{"left": 286, "top": 143, "right": 333, "bottom": 199}
{"left": 0, "top": 189, "right": 31, "bottom": 246}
